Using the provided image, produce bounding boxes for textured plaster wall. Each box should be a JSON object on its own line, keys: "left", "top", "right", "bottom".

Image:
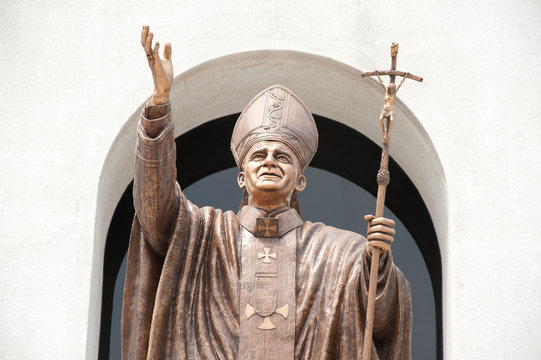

{"left": 1, "top": 0, "right": 540, "bottom": 359}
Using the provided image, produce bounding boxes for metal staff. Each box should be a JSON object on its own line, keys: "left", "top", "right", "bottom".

{"left": 361, "top": 43, "right": 422, "bottom": 360}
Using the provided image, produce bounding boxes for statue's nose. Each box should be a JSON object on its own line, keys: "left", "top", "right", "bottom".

{"left": 263, "top": 154, "right": 277, "bottom": 167}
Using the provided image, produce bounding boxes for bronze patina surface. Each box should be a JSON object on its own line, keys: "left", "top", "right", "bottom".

{"left": 122, "top": 26, "right": 412, "bottom": 360}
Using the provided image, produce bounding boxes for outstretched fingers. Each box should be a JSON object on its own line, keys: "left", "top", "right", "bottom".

{"left": 164, "top": 43, "right": 172, "bottom": 60}
{"left": 141, "top": 26, "right": 171, "bottom": 62}
{"left": 139, "top": 26, "right": 173, "bottom": 105}
{"left": 144, "top": 32, "right": 154, "bottom": 55}
{"left": 141, "top": 25, "right": 149, "bottom": 47}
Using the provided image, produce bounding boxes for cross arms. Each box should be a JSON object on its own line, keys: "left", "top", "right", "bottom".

{"left": 361, "top": 70, "right": 423, "bottom": 82}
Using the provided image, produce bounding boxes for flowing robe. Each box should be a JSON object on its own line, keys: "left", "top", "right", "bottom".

{"left": 121, "top": 103, "right": 412, "bottom": 359}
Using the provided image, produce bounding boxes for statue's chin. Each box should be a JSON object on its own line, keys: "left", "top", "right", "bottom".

{"left": 246, "top": 189, "right": 291, "bottom": 209}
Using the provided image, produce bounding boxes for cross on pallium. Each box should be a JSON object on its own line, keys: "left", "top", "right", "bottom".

{"left": 257, "top": 218, "right": 278, "bottom": 237}
{"left": 258, "top": 247, "right": 277, "bottom": 263}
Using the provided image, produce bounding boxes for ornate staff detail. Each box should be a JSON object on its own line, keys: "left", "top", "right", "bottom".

{"left": 361, "top": 43, "right": 422, "bottom": 360}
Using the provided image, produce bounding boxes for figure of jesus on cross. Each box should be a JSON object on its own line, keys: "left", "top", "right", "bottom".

{"left": 362, "top": 43, "right": 423, "bottom": 142}
{"left": 375, "top": 71, "right": 406, "bottom": 141}
{"left": 361, "top": 43, "right": 422, "bottom": 360}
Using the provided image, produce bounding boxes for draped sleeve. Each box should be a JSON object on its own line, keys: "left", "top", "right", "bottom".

{"left": 295, "top": 222, "right": 411, "bottom": 360}
{"left": 122, "top": 105, "right": 241, "bottom": 360}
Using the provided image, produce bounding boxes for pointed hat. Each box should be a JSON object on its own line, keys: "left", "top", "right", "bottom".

{"left": 230, "top": 85, "right": 318, "bottom": 171}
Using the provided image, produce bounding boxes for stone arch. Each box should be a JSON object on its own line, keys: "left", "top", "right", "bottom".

{"left": 93, "top": 50, "right": 447, "bottom": 358}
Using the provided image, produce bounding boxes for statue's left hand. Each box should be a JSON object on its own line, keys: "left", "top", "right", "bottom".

{"left": 364, "top": 215, "right": 395, "bottom": 255}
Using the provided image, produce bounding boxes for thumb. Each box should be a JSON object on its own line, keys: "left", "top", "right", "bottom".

{"left": 364, "top": 214, "right": 375, "bottom": 222}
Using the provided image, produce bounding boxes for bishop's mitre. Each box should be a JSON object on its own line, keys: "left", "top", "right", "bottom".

{"left": 230, "top": 85, "right": 319, "bottom": 171}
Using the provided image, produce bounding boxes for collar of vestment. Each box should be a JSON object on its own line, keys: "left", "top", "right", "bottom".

{"left": 238, "top": 206, "right": 303, "bottom": 238}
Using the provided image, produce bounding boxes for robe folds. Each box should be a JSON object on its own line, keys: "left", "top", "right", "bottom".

{"left": 121, "top": 104, "right": 412, "bottom": 360}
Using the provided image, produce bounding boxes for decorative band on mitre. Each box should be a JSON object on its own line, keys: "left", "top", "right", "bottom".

{"left": 230, "top": 85, "right": 318, "bottom": 170}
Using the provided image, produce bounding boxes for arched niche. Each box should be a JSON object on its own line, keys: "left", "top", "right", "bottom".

{"left": 92, "top": 50, "right": 447, "bottom": 358}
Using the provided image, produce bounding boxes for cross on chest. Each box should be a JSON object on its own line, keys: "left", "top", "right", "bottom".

{"left": 258, "top": 247, "right": 277, "bottom": 263}
{"left": 255, "top": 217, "right": 279, "bottom": 238}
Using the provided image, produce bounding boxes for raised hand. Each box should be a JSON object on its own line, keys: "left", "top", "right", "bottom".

{"left": 141, "top": 25, "right": 173, "bottom": 105}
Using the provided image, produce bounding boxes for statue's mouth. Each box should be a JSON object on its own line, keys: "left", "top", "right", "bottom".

{"left": 259, "top": 171, "right": 281, "bottom": 178}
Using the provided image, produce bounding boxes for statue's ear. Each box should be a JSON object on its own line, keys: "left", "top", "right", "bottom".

{"left": 295, "top": 174, "right": 306, "bottom": 192}
{"left": 237, "top": 171, "right": 246, "bottom": 189}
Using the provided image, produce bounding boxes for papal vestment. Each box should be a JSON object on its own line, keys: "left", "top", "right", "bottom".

{"left": 121, "top": 103, "right": 412, "bottom": 359}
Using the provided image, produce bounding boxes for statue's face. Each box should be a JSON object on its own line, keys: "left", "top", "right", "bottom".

{"left": 238, "top": 140, "right": 306, "bottom": 209}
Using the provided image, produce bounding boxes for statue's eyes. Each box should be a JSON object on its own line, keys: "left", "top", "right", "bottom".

{"left": 252, "top": 153, "right": 265, "bottom": 160}
{"left": 277, "top": 155, "right": 290, "bottom": 163}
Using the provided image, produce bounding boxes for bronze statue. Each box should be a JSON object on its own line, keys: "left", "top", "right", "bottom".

{"left": 122, "top": 26, "right": 412, "bottom": 360}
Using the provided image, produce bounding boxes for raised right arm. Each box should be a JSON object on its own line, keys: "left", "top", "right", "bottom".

{"left": 133, "top": 26, "right": 184, "bottom": 256}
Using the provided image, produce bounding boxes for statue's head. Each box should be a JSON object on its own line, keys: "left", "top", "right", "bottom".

{"left": 388, "top": 83, "right": 396, "bottom": 94}
{"left": 230, "top": 85, "right": 318, "bottom": 212}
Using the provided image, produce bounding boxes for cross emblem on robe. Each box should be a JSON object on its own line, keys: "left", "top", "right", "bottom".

{"left": 258, "top": 247, "right": 277, "bottom": 263}
{"left": 255, "top": 217, "right": 279, "bottom": 238}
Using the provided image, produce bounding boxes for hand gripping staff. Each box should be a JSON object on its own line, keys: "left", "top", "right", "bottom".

{"left": 361, "top": 43, "right": 422, "bottom": 360}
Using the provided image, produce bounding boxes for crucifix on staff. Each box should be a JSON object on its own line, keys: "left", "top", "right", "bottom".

{"left": 361, "top": 43, "right": 423, "bottom": 360}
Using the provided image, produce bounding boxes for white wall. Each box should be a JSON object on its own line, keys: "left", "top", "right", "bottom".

{"left": 1, "top": 0, "right": 540, "bottom": 359}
